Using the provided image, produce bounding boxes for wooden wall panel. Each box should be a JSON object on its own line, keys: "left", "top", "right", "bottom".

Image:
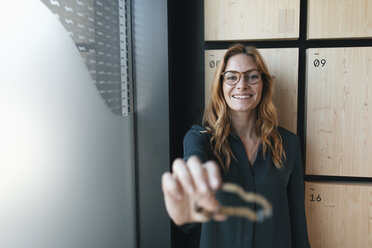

{"left": 307, "top": 0, "right": 372, "bottom": 39}
{"left": 306, "top": 47, "right": 372, "bottom": 177}
{"left": 259, "top": 49, "right": 298, "bottom": 134}
{"left": 204, "top": 0, "right": 300, "bottom": 41}
{"left": 305, "top": 182, "right": 372, "bottom": 248}
{"left": 205, "top": 48, "right": 298, "bottom": 133}
{"left": 205, "top": 50, "right": 225, "bottom": 108}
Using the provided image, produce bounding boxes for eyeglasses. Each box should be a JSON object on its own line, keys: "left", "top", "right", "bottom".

{"left": 221, "top": 69, "right": 262, "bottom": 86}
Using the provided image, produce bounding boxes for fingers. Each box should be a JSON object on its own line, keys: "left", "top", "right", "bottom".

{"left": 162, "top": 172, "right": 182, "bottom": 201}
{"left": 177, "top": 156, "right": 222, "bottom": 194}
{"left": 162, "top": 171, "right": 189, "bottom": 225}
{"left": 187, "top": 156, "right": 209, "bottom": 193}
{"left": 171, "top": 156, "right": 222, "bottom": 195}
{"left": 164, "top": 156, "right": 226, "bottom": 224}
{"left": 172, "top": 158, "right": 196, "bottom": 195}
{"left": 181, "top": 156, "right": 221, "bottom": 214}
{"left": 204, "top": 160, "right": 222, "bottom": 191}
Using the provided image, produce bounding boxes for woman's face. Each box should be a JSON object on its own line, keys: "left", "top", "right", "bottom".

{"left": 222, "top": 53, "right": 263, "bottom": 115}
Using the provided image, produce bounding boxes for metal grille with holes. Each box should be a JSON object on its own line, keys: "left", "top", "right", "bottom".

{"left": 41, "top": 0, "right": 132, "bottom": 116}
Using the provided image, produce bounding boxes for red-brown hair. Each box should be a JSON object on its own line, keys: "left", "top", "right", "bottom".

{"left": 203, "top": 44, "right": 285, "bottom": 170}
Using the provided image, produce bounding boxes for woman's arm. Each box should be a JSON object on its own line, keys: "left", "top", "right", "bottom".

{"left": 287, "top": 137, "right": 311, "bottom": 248}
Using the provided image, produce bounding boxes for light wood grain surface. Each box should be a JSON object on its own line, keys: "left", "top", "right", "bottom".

{"left": 306, "top": 47, "right": 372, "bottom": 177}
{"left": 204, "top": 0, "right": 300, "bottom": 41}
{"left": 205, "top": 48, "right": 298, "bottom": 134}
{"left": 205, "top": 50, "right": 226, "bottom": 108}
{"left": 307, "top": 0, "right": 372, "bottom": 39}
{"left": 305, "top": 182, "right": 372, "bottom": 248}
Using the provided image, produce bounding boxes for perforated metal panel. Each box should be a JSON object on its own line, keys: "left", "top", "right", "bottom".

{"left": 41, "top": 0, "right": 132, "bottom": 116}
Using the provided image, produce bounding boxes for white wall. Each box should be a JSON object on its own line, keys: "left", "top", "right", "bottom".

{"left": 0, "top": 1, "right": 136, "bottom": 247}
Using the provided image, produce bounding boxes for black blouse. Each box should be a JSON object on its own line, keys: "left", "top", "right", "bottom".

{"left": 182, "top": 124, "right": 310, "bottom": 248}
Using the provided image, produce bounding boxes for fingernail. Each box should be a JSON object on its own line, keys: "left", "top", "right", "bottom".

{"left": 211, "top": 178, "right": 219, "bottom": 190}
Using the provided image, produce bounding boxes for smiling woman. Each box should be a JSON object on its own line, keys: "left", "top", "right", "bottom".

{"left": 204, "top": 44, "right": 284, "bottom": 170}
{"left": 162, "top": 44, "right": 310, "bottom": 248}
{"left": 222, "top": 54, "right": 263, "bottom": 123}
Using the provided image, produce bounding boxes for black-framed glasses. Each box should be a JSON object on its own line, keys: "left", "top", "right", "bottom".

{"left": 221, "top": 69, "right": 262, "bottom": 86}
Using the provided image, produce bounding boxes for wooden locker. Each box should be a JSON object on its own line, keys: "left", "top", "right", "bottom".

{"left": 204, "top": 0, "right": 300, "bottom": 41}
{"left": 306, "top": 47, "right": 372, "bottom": 177}
{"left": 205, "top": 50, "right": 226, "bottom": 108}
{"left": 307, "top": 0, "right": 372, "bottom": 39}
{"left": 305, "top": 182, "right": 372, "bottom": 248}
{"left": 205, "top": 48, "right": 298, "bottom": 134}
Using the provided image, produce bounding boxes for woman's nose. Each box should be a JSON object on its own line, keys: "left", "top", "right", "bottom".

{"left": 236, "top": 75, "right": 249, "bottom": 88}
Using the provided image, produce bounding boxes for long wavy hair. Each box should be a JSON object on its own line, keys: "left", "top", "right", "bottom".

{"left": 203, "top": 44, "right": 286, "bottom": 170}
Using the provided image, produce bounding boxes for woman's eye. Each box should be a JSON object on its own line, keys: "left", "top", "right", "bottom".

{"left": 227, "top": 76, "right": 237, "bottom": 80}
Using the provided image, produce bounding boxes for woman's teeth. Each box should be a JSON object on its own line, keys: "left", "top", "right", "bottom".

{"left": 233, "top": 95, "right": 251, "bottom": 99}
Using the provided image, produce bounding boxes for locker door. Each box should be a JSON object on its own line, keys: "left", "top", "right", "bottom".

{"left": 205, "top": 48, "right": 298, "bottom": 134}
{"left": 306, "top": 47, "right": 372, "bottom": 177}
{"left": 204, "top": 0, "right": 300, "bottom": 41}
{"left": 305, "top": 182, "right": 372, "bottom": 248}
{"left": 204, "top": 50, "right": 226, "bottom": 107}
{"left": 307, "top": 0, "right": 372, "bottom": 39}
{"left": 259, "top": 48, "right": 298, "bottom": 133}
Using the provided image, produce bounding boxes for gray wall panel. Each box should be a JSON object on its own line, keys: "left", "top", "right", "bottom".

{"left": 132, "top": 0, "right": 171, "bottom": 247}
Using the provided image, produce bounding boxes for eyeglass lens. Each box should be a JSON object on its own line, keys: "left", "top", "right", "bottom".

{"left": 223, "top": 70, "right": 261, "bottom": 85}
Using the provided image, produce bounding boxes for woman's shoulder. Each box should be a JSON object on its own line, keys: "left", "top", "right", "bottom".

{"left": 189, "top": 124, "right": 207, "bottom": 132}
{"left": 183, "top": 124, "right": 213, "bottom": 162}
{"left": 277, "top": 126, "right": 301, "bottom": 147}
{"left": 186, "top": 124, "right": 209, "bottom": 136}
{"left": 184, "top": 124, "right": 211, "bottom": 140}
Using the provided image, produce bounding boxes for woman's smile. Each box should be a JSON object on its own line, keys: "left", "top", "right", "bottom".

{"left": 232, "top": 93, "right": 254, "bottom": 99}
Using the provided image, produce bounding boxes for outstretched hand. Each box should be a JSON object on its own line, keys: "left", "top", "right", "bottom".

{"left": 161, "top": 156, "right": 227, "bottom": 225}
